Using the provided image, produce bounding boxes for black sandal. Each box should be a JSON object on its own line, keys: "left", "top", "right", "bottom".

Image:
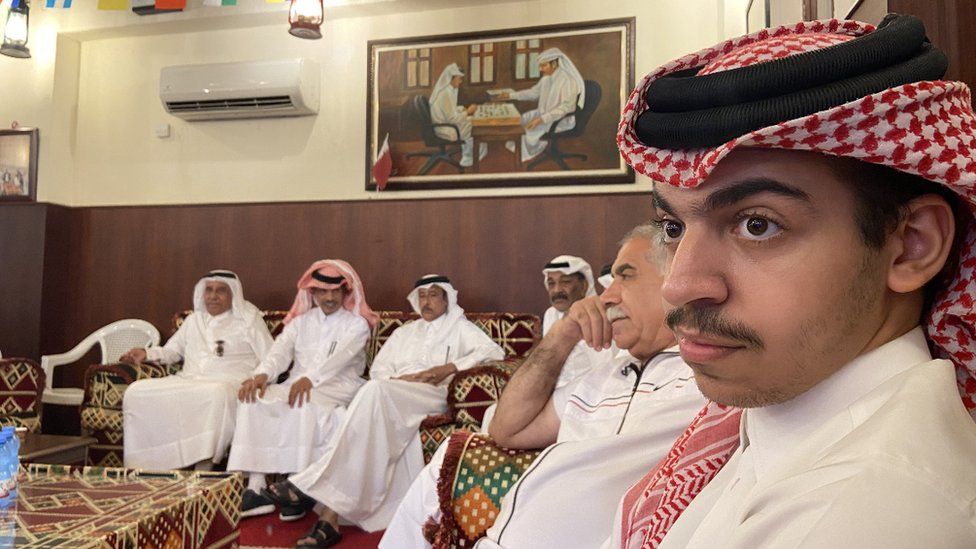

{"left": 295, "top": 520, "right": 342, "bottom": 549}
{"left": 262, "top": 480, "right": 315, "bottom": 509}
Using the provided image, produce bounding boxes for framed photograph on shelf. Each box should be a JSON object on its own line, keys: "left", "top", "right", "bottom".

{"left": 366, "top": 18, "right": 635, "bottom": 191}
{"left": 0, "top": 128, "right": 39, "bottom": 202}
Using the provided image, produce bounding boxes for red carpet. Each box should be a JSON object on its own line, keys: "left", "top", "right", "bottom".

{"left": 240, "top": 512, "right": 384, "bottom": 548}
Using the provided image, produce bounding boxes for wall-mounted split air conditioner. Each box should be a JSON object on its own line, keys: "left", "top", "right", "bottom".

{"left": 159, "top": 58, "right": 320, "bottom": 121}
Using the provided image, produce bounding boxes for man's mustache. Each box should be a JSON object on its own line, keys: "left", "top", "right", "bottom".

{"left": 550, "top": 292, "right": 569, "bottom": 302}
{"left": 606, "top": 306, "right": 628, "bottom": 322}
{"left": 665, "top": 306, "right": 765, "bottom": 350}
{"left": 422, "top": 306, "right": 433, "bottom": 313}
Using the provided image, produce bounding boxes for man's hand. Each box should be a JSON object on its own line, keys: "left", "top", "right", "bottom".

{"left": 119, "top": 348, "right": 147, "bottom": 364}
{"left": 526, "top": 117, "right": 544, "bottom": 130}
{"left": 396, "top": 363, "right": 457, "bottom": 385}
{"left": 495, "top": 92, "right": 511, "bottom": 101}
{"left": 288, "top": 377, "right": 314, "bottom": 408}
{"left": 238, "top": 374, "right": 269, "bottom": 403}
{"left": 466, "top": 104, "right": 478, "bottom": 115}
{"left": 551, "top": 295, "right": 613, "bottom": 351}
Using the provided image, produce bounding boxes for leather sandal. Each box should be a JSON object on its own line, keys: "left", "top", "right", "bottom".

{"left": 295, "top": 520, "right": 342, "bottom": 548}
{"left": 262, "top": 480, "right": 315, "bottom": 509}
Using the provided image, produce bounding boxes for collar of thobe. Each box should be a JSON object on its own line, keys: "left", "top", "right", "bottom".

{"left": 741, "top": 326, "right": 932, "bottom": 480}
{"left": 315, "top": 306, "right": 348, "bottom": 323}
{"left": 205, "top": 310, "right": 233, "bottom": 325}
{"left": 423, "top": 313, "right": 448, "bottom": 334}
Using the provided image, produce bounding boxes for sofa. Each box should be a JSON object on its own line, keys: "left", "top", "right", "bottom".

{"left": 80, "top": 310, "right": 541, "bottom": 467}
{"left": 0, "top": 358, "right": 46, "bottom": 433}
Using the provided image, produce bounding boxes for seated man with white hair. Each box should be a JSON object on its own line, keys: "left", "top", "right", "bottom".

{"left": 227, "top": 260, "right": 378, "bottom": 519}
{"left": 499, "top": 48, "right": 584, "bottom": 162}
{"left": 264, "top": 274, "right": 504, "bottom": 548}
{"left": 381, "top": 226, "right": 707, "bottom": 548}
{"left": 120, "top": 270, "right": 274, "bottom": 470}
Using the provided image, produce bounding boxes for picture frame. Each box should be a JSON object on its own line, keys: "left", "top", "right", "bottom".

{"left": 0, "top": 128, "right": 39, "bottom": 202}
{"left": 366, "top": 18, "right": 636, "bottom": 191}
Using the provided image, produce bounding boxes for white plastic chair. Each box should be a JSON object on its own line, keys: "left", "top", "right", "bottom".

{"left": 40, "top": 319, "right": 160, "bottom": 406}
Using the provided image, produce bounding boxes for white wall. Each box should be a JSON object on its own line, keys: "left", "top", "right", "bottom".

{"left": 0, "top": 0, "right": 724, "bottom": 206}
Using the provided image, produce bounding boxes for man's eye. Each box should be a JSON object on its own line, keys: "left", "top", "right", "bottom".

{"left": 737, "top": 216, "right": 782, "bottom": 241}
{"left": 662, "top": 220, "right": 684, "bottom": 242}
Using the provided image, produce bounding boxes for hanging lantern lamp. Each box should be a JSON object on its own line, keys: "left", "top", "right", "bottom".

{"left": 288, "top": 0, "right": 323, "bottom": 40}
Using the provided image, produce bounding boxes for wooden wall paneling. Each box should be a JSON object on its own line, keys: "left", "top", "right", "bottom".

{"left": 0, "top": 203, "right": 48, "bottom": 359}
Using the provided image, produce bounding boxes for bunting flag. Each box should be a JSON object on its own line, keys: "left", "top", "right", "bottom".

{"left": 9, "top": 0, "right": 20, "bottom": 8}
{"left": 266, "top": 0, "right": 287, "bottom": 3}
{"left": 154, "top": 0, "right": 186, "bottom": 8}
{"left": 97, "top": 0, "right": 129, "bottom": 9}
{"left": 371, "top": 134, "right": 393, "bottom": 191}
{"left": 45, "top": 0, "right": 73, "bottom": 7}
{"left": 203, "top": 0, "right": 236, "bottom": 5}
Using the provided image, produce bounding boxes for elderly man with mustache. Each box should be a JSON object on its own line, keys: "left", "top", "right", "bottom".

{"left": 380, "top": 226, "right": 707, "bottom": 548}
{"left": 264, "top": 274, "right": 503, "bottom": 548}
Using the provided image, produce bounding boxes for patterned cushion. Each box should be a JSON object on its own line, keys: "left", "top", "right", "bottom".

{"left": 80, "top": 362, "right": 173, "bottom": 466}
{"left": 84, "top": 363, "right": 171, "bottom": 410}
{"left": 0, "top": 358, "right": 45, "bottom": 434}
{"left": 0, "top": 414, "right": 41, "bottom": 433}
{"left": 448, "top": 362, "right": 516, "bottom": 428}
{"left": 424, "top": 432, "right": 543, "bottom": 548}
{"left": 419, "top": 418, "right": 458, "bottom": 465}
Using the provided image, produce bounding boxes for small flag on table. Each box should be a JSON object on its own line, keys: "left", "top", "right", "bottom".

{"left": 371, "top": 134, "right": 393, "bottom": 191}
{"left": 155, "top": 0, "right": 186, "bottom": 8}
{"left": 97, "top": 0, "right": 128, "bottom": 9}
{"left": 203, "top": 0, "right": 236, "bottom": 5}
{"left": 45, "top": 0, "right": 73, "bottom": 7}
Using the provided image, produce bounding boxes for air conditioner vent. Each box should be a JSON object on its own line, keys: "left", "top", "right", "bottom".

{"left": 165, "top": 95, "right": 295, "bottom": 112}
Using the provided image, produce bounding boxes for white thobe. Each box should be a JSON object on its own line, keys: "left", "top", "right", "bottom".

{"left": 226, "top": 308, "right": 369, "bottom": 474}
{"left": 510, "top": 67, "right": 581, "bottom": 160}
{"left": 382, "top": 348, "right": 706, "bottom": 548}
{"left": 650, "top": 328, "right": 976, "bottom": 549}
{"left": 430, "top": 87, "right": 475, "bottom": 164}
{"left": 288, "top": 315, "right": 504, "bottom": 532}
{"left": 123, "top": 310, "right": 273, "bottom": 469}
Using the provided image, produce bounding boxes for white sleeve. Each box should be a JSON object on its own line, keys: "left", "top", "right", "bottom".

{"left": 308, "top": 318, "right": 370, "bottom": 387}
{"left": 145, "top": 318, "right": 189, "bottom": 364}
{"left": 253, "top": 319, "right": 298, "bottom": 381}
{"left": 248, "top": 318, "right": 275, "bottom": 366}
{"left": 510, "top": 80, "right": 542, "bottom": 102}
{"left": 452, "top": 323, "right": 505, "bottom": 371}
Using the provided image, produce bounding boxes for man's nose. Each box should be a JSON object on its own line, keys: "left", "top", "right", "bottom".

{"left": 660, "top": 229, "right": 729, "bottom": 309}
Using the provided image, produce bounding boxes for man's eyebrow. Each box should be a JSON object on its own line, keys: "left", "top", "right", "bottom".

{"left": 651, "top": 190, "right": 676, "bottom": 216}
{"left": 653, "top": 178, "right": 811, "bottom": 216}
{"left": 614, "top": 263, "right": 635, "bottom": 275}
{"left": 700, "top": 178, "right": 811, "bottom": 213}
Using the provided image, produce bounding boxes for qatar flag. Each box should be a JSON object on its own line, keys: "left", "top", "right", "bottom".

{"left": 371, "top": 134, "right": 393, "bottom": 191}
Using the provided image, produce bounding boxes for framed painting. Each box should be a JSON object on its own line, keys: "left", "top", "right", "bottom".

{"left": 0, "top": 128, "right": 38, "bottom": 202}
{"left": 366, "top": 18, "right": 635, "bottom": 191}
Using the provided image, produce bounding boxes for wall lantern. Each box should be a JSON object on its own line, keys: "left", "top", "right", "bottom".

{"left": 289, "top": 0, "right": 323, "bottom": 40}
{"left": 1, "top": 0, "right": 31, "bottom": 59}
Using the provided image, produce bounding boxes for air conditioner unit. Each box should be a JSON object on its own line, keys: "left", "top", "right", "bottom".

{"left": 159, "top": 59, "right": 319, "bottom": 121}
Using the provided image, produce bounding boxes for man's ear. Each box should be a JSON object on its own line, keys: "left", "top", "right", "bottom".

{"left": 886, "top": 194, "right": 956, "bottom": 294}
